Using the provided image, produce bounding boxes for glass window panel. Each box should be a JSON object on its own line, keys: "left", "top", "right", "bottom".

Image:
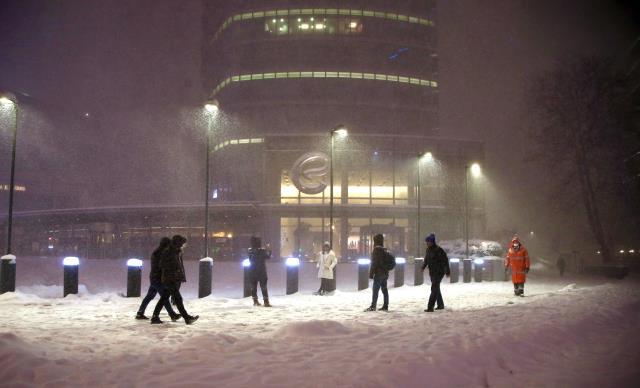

{"left": 281, "top": 218, "right": 298, "bottom": 258}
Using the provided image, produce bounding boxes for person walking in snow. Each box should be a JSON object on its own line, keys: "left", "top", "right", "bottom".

{"left": 315, "top": 241, "right": 337, "bottom": 295}
{"left": 421, "top": 233, "right": 450, "bottom": 312}
{"left": 505, "top": 236, "right": 530, "bottom": 296}
{"left": 135, "top": 237, "right": 181, "bottom": 321}
{"left": 248, "top": 236, "right": 272, "bottom": 307}
{"left": 151, "top": 235, "right": 199, "bottom": 324}
{"left": 365, "top": 234, "right": 393, "bottom": 312}
{"left": 557, "top": 255, "right": 566, "bottom": 277}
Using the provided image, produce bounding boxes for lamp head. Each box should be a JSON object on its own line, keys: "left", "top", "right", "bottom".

{"left": 0, "top": 91, "right": 17, "bottom": 106}
{"left": 470, "top": 163, "right": 482, "bottom": 177}
{"left": 204, "top": 99, "right": 219, "bottom": 113}
{"left": 332, "top": 125, "right": 348, "bottom": 137}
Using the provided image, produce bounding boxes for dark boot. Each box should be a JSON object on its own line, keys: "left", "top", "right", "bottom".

{"left": 184, "top": 315, "right": 199, "bottom": 325}
{"left": 380, "top": 305, "right": 388, "bottom": 311}
{"left": 253, "top": 297, "right": 262, "bottom": 306}
{"left": 424, "top": 308, "right": 434, "bottom": 312}
{"left": 150, "top": 316, "right": 163, "bottom": 324}
{"left": 364, "top": 306, "right": 376, "bottom": 312}
{"left": 170, "top": 313, "right": 182, "bottom": 322}
{"left": 135, "top": 312, "right": 149, "bottom": 320}
{"left": 263, "top": 298, "right": 272, "bottom": 307}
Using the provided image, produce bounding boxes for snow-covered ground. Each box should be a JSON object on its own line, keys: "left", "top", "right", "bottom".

{"left": 1, "top": 260, "right": 639, "bottom": 387}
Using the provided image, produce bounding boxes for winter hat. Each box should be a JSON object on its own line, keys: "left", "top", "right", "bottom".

{"left": 323, "top": 241, "right": 331, "bottom": 248}
{"left": 425, "top": 233, "right": 436, "bottom": 244}
{"left": 158, "top": 237, "right": 171, "bottom": 249}
{"left": 171, "top": 235, "right": 187, "bottom": 248}
{"left": 373, "top": 234, "right": 384, "bottom": 246}
{"left": 250, "top": 236, "right": 261, "bottom": 249}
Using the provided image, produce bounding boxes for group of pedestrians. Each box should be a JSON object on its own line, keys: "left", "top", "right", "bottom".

{"left": 135, "top": 235, "right": 199, "bottom": 325}
{"left": 135, "top": 233, "right": 532, "bottom": 323}
{"left": 364, "top": 233, "right": 532, "bottom": 312}
{"left": 363, "top": 233, "right": 451, "bottom": 312}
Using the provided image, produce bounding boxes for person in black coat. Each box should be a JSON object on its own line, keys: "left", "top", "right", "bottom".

{"left": 365, "top": 234, "right": 390, "bottom": 311}
{"left": 422, "top": 233, "right": 450, "bottom": 312}
{"left": 557, "top": 255, "right": 567, "bottom": 277}
{"left": 151, "top": 235, "right": 199, "bottom": 325}
{"left": 135, "top": 237, "right": 180, "bottom": 321}
{"left": 248, "top": 236, "right": 272, "bottom": 307}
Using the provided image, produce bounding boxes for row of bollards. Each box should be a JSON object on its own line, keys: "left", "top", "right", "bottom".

{"left": 0, "top": 255, "right": 506, "bottom": 298}
{"left": 448, "top": 258, "right": 508, "bottom": 283}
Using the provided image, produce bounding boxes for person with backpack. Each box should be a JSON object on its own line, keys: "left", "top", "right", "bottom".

{"left": 422, "top": 233, "right": 450, "bottom": 312}
{"left": 135, "top": 237, "right": 181, "bottom": 321}
{"left": 315, "top": 241, "right": 337, "bottom": 295}
{"left": 150, "top": 235, "right": 199, "bottom": 325}
{"left": 365, "top": 234, "right": 394, "bottom": 312}
{"left": 248, "top": 236, "right": 272, "bottom": 307}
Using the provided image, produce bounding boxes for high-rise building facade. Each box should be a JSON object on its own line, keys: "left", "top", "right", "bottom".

{"left": 200, "top": 1, "right": 484, "bottom": 260}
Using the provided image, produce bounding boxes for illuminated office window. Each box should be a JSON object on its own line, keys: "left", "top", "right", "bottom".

{"left": 212, "top": 8, "right": 433, "bottom": 42}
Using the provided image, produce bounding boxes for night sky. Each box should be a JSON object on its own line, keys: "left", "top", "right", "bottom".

{"left": 0, "top": 0, "right": 638, "bottom": 250}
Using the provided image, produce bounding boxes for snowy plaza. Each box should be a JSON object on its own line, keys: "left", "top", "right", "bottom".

{"left": 2, "top": 0, "right": 640, "bottom": 387}
{"left": 1, "top": 259, "right": 639, "bottom": 387}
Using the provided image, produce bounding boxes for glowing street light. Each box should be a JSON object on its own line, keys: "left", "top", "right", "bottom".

{"left": 470, "top": 163, "right": 482, "bottom": 178}
{"left": 0, "top": 91, "right": 18, "bottom": 257}
{"left": 203, "top": 99, "right": 220, "bottom": 259}
{"left": 204, "top": 99, "right": 219, "bottom": 113}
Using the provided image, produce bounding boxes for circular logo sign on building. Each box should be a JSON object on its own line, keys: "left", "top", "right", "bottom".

{"left": 291, "top": 152, "right": 329, "bottom": 195}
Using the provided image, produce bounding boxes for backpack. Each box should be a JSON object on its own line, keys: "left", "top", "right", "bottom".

{"left": 383, "top": 249, "right": 396, "bottom": 271}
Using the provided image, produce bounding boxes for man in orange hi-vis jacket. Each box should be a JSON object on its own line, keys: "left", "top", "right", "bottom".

{"left": 505, "top": 236, "right": 530, "bottom": 296}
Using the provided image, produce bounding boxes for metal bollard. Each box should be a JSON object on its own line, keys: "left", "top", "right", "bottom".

{"left": 242, "top": 259, "right": 252, "bottom": 298}
{"left": 394, "top": 257, "right": 405, "bottom": 287}
{"left": 63, "top": 257, "right": 79, "bottom": 297}
{"left": 463, "top": 259, "right": 472, "bottom": 283}
{"left": 357, "top": 258, "right": 370, "bottom": 291}
{"left": 449, "top": 258, "right": 460, "bottom": 283}
{"left": 0, "top": 255, "right": 16, "bottom": 294}
{"left": 326, "top": 266, "right": 337, "bottom": 293}
{"left": 126, "top": 258, "right": 143, "bottom": 297}
{"left": 414, "top": 258, "right": 424, "bottom": 286}
{"left": 484, "top": 259, "right": 493, "bottom": 281}
{"left": 473, "top": 258, "right": 484, "bottom": 282}
{"left": 199, "top": 257, "right": 213, "bottom": 298}
{"left": 285, "top": 257, "right": 300, "bottom": 295}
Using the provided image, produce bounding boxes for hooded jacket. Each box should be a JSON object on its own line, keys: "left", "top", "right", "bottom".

{"left": 422, "top": 244, "right": 450, "bottom": 278}
{"left": 160, "top": 245, "right": 187, "bottom": 286}
{"left": 505, "top": 237, "right": 530, "bottom": 283}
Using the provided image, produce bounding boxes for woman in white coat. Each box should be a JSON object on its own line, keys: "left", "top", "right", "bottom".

{"left": 315, "top": 242, "right": 337, "bottom": 295}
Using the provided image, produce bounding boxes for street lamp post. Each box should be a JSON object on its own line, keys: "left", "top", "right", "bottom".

{"left": 0, "top": 92, "right": 18, "bottom": 255}
{"left": 203, "top": 99, "right": 219, "bottom": 259}
{"left": 465, "top": 163, "right": 481, "bottom": 261}
{"left": 417, "top": 155, "right": 421, "bottom": 258}
{"left": 329, "top": 125, "right": 347, "bottom": 250}
{"left": 416, "top": 152, "right": 433, "bottom": 257}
